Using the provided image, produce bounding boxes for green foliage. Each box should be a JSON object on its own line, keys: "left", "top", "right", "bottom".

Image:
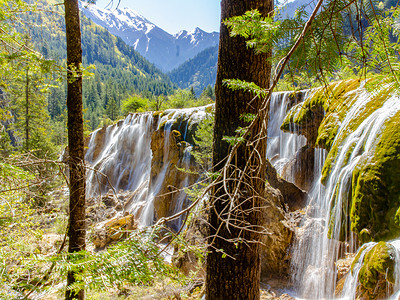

{"left": 200, "top": 84, "right": 215, "bottom": 101}
{"left": 0, "top": 160, "right": 44, "bottom": 299}
{"left": 18, "top": 227, "right": 179, "bottom": 298}
{"left": 192, "top": 112, "right": 214, "bottom": 172}
{"left": 105, "top": 98, "right": 119, "bottom": 120}
{"left": 149, "top": 95, "right": 167, "bottom": 111}
{"left": 9, "top": 66, "right": 56, "bottom": 157}
{"left": 0, "top": 0, "right": 59, "bottom": 156}
{"left": 20, "top": 0, "right": 174, "bottom": 132}
{"left": 121, "top": 95, "right": 148, "bottom": 114}
{"left": 166, "top": 89, "right": 195, "bottom": 109}
{"left": 224, "top": 79, "right": 268, "bottom": 97}
{"left": 225, "top": 2, "right": 400, "bottom": 91}
{"left": 162, "top": 88, "right": 213, "bottom": 110}
{"left": 61, "top": 229, "right": 178, "bottom": 292}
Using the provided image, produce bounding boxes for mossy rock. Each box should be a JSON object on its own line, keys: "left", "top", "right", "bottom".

{"left": 281, "top": 79, "right": 361, "bottom": 148}
{"left": 282, "top": 78, "right": 400, "bottom": 243}
{"left": 321, "top": 84, "right": 390, "bottom": 184}
{"left": 152, "top": 111, "right": 163, "bottom": 118}
{"left": 350, "top": 110, "right": 400, "bottom": 242}
{"left": 358, "top": 242, "right": 395, "bottom": 290}
{"left": 351, "top": 245, "right": 368, "bottom": 274}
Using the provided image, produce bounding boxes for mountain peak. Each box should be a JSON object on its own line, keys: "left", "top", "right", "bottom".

{"left": 80, "top": 2, "right": 219, "bottom": 71}
{"left": 191, "top": 27, "right": 203, "bottom": 34}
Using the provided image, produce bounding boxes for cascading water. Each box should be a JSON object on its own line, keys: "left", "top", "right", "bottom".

{"left": 267, "top": 91, "right": 307, "bottom": 178}
{"left": 85, "top": 113, "right": 154, "bottom": 222}
{"left": 284, "top": 83, "right": 400, "bottom": 299}
{"left": 169, "top": 145, "right": 193, "bottom": 231}
{"left": 85, "top": 105, "right": 210, "bottom": 227}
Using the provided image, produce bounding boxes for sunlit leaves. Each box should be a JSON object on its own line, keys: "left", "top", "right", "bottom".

{"left": 225, "top": 0, "right": 400, "bottom": 91}
{"left": 223, "top": 78, "right": 268, "bottom": 97}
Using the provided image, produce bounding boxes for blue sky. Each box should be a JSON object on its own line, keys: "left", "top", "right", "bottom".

{"left": 95, "top": 0, "right": 221, "bottom": 34}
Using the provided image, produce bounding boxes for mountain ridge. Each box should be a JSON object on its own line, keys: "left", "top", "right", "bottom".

{"left": 79, "top": 1, "right": 219, "bottom": 72}
{"left": 168, "top": 45, "right": 218, "bottom": 96}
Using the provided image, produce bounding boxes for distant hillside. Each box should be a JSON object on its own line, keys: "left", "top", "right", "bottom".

{"left": 80, "top": 1, "right": 219, "bottom": 72}
{"left": 168, "top": 45, "right": 218, "bottom": 96}
{"left": 27, "top": 0, "right": 174, "bottom": 129}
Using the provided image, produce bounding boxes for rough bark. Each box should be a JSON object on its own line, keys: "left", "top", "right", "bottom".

{"left": 205, "top": 1, "right": 273, "bottom": 299}
{"left": 64, "top": 0, "right": 85, "bottom": 299}
{"left": 25, "top": 67, "right": 29, "bottom": 151}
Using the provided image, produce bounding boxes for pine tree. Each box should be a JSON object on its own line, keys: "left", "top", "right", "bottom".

{"left": 64, "top": 0, "right": 86, "bottom": 298}
{"left": 205, "top": 0, "right": 273, "bottom": 299}
{"left": 105, "top": 97, "right": 118, "bottom": 121}
{"left": 10, "top": 66, "right": 54, "bottom": 156}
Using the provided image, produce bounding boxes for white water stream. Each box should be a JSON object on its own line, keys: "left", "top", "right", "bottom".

{"left": 283, "top": 85, "right": 400, "bottom": 299}
{"left": 267, "top": 91, "right": 307, "bottom": 178}
{"left": 85, "top": 106, "right": 210, "bottom": 227}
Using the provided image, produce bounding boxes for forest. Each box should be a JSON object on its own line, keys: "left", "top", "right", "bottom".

{"left": 2, "top": 0, "right": 400, "bottom": 299}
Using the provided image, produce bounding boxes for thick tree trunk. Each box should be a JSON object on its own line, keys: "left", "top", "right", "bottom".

{"left": 205, "top": 1, "right": 273, "bottom": 299}
{"left": 64, "top": 0, "right": 85, "bottom": 299}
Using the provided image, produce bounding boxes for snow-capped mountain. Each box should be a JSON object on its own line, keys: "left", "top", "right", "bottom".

{"left": 79, "top": 2, "right": 219, "bottom": 71}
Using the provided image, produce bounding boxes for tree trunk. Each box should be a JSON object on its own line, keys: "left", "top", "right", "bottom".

{"left": 25, "top": 67, "right": 29, "bottom": 152}
{"left": 205, "top": 0, "right": 273, "bottom": 299}
{"left": 64, "top": 0, "right": 85, "bottom": 299}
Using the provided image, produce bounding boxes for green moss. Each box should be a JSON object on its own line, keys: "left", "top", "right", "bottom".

{"left": 205, "top": 105, "right": 214, "bottom": 113}
{"left": 158, "top": 119, "right": 168, "bottom": 131}
{"left": 281, "top": 78, "right": 400, "bottom": 242}
{"left": 358, "top": 242, "right": 395, "bottom": 290}
{"left": 351, "top": 245, "right": 368, "bottom": 274}
{"left": 152, "top": 111, "right": 163, "bottom": 118}
{"left": 350, "top": 110, "right": 400, "bottom": 242}
{"left": 320, "top": 81, "right": 389, "bottom": 183}
{"left": 172, "top": 130, "right": 182, "bottom": 139}
{"left": 281, "top": 79, "right": 361, "bottom": 149}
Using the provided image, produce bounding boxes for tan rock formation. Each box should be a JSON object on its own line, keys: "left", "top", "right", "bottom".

{"left": 85, "top": 125, "right": 107, "bottom": 162}
{"left": 266, "top": 159, "right": 307, "bottom": 211}
{"left": 92, "top": 214, "right": 136, "bottom": 248}
{"left": 281, "top": 145, "right": 315, "bottom": 192}
{"left": 150, "top": 128, "right": 199, "bottom": 228}
{"left": 260, "top": 186, "right": 293, "bottom": 280}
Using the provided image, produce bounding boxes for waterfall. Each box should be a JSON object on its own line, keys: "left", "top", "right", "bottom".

{"left": 85, "top": 113, "right": 154, "bottom": 221}
{"left": 85, "top": 105, "right": 210, "bottom": 227}
{"left": 284, "top": 83, "right": 400, "bottom": 299}
{"left": 84, "top": 84, "right": 400, "bottom": 297}
{"left": 267, "top": 91, "right": 307, "bottom": 177}
{"left": 169, "top": 146, "right": 193, "bottom": 231}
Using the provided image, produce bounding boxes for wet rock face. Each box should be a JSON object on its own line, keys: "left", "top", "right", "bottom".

{"left": 150, "top": 127, "right": 199, "bottom": 230}
{"left": 84, "top": 125, "right": 107, "bottom": 162}
{"left": 358, "top": 242, "right": 395, "bottom": 287}
{"left": 345, "top": 242, "right": 396, "bottom": 299}
{"left": 260, "top": 186, "right": 293, "bottom": 280}
{"left": 280, "top": 80, "right": 400, "bottom": 244}
{"left": 282, "top": 104, "right": 324, "bottom": 147}
{"left": 350, "top": 110, "right": 400, "bottom": 242}
{"left": 281, "top": 145, "right": 315, "bottom": 192}
{"left": 266, "top": 159, "right": 307, "bottom": 212}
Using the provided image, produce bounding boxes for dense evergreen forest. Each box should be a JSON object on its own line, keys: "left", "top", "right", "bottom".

{"left": 168, "top": 45, "right": 218, "bottom": 96}
{"left": 28, "top": 0, "right": 175, "bottom": 133}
